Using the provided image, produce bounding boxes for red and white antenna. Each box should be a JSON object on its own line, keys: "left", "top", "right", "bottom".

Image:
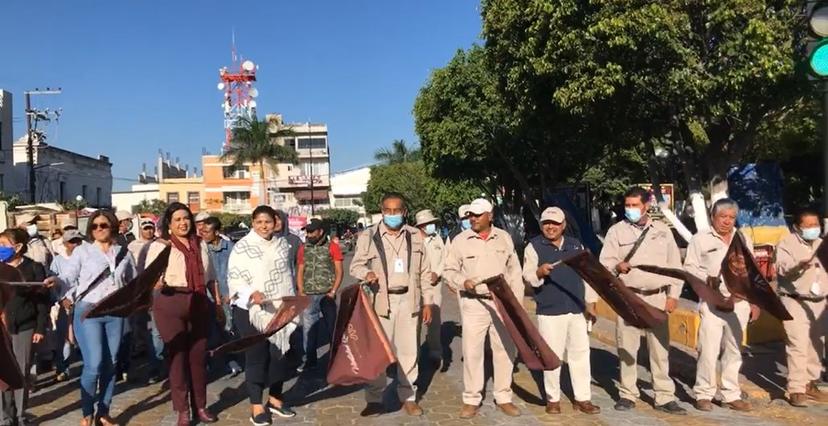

{"left": 218, "top": 32, "right": 258, "bottom": 151}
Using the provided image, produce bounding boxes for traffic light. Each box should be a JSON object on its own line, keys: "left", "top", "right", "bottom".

{"left": 808, "top": 1, "right": 828, "bottom": 77}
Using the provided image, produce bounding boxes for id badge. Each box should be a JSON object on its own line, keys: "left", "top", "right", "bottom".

{"left": 394, "top": 257, "right": 405, "bottom": 273}
{"left": 811, "top": 281, "right": 822, "bottom": 296}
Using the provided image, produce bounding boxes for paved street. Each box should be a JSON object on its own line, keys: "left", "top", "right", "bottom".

{"left": 26, "top": 253, "right": 828, "bottom": 425}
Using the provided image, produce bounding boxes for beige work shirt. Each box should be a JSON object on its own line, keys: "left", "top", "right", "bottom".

{"left": 775, "top": 233, "right": 828, "bottom": 296}
{"left": 349, "top": 223, "right": 433, "bottom": 317}
{"left": 684, "top": 229, "right": 753, "bottom": 298}
{"left": 424, "top": 234, "right": 445, "bottom": 278}
{"left": 443, "top": 227, "right": 524, "bottom": 303}
{"left": 146, "top": 240, "right": 216, "bottom": 288}
{"left": 599, "top": 219, "right": 683, "bottom": 298}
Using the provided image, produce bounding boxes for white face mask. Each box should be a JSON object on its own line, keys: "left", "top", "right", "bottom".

{"left": 26, "top": 224, "right": 38, "bottom": 237}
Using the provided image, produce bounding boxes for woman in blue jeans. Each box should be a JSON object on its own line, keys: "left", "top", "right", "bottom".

{"left": 57, "top": 211, "right": 136, "bottom": 426}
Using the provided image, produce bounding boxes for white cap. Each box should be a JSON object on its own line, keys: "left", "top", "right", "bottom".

{"left": 115, "top": 211, "right": 132, "bottom": 222}
{"left": 458, "top": 204, "right": 470, "bottom": 218}
{"left": 540, "top": 207, "right": 565, "bottom": 224}
{"left": 194, "top": 212, "right": 211, "bottom": 222}
{"left": 63, "top": 229, "right": 84, "bottom": 243}
{"left": 466, "top": 198, "right": 493, "bottom": 216}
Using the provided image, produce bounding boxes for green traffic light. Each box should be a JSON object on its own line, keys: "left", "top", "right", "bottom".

{"left": 811, "top": 41, "right": 828, "bottom": 77}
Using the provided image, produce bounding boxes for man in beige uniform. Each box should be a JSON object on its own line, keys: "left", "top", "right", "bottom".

{"left": 600, "top": 187, "right": 686, "bottom": 414}
{"left": 349, "top": 192, "right": 433, "bottom": 417}
{"left": 444, "top": 198, "right": 523, "bottom": 419}
{"left": 684, "top": 198, "right": 759, "bottom": 412}
{"left": 415, "top": 209, "right": 445, "bottom": 362}
{"left": 774, "top": 208, "right": 828, "bottom": 407}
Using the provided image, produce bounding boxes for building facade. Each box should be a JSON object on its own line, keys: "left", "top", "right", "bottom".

{"left": 159, "top": 177, "right": 205, "bottom": 213}
{"left": 330, "top": 166, "right": 371, "bottom": 225}
{"left": 0, "top": 90, "right": 14, "bottom": 193}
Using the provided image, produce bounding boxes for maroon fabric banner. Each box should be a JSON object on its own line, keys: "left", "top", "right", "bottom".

{"left": 209, "top": 295, "right": 311, "bottom": 356}
{"left": 720, "top": 233, "right": 792, "bottom": 321}
{"left": 483, "top": 275, "right": 561, "bottom": 371}
{"left": 635, "top": 265, "right": 734, "bottom": 312}
{"left": 0, "top": 265, "right": 27, "bottom": 391}
{"left": 815, "top": 238, "right": 828, "bottom": 274}
{"left": 327, "top": 284, "right": 397, "bottom": 386}
{"left": 84, "top": 245, "right": 171, "bottom": 319}
{"left": 562, "top": 251, "right": 668, "bottom": 329}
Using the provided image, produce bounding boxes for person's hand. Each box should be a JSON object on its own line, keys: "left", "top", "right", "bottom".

{"left": 797, "top": 259, "right": 813, "bottom": 272}
{"left": 463, "top": 279, "right": 476, "bottom": 291}
{"left": 365, "top": 272, "right": 379, "bottom": 284}
{"left": 43, "top": 276, "right": 58, "bottom": 289}
{"left": 60, "top": 298, "right": 72, "bottom": 311}
{"left": 215, "top": 305, "right": 226, "bottom": 325}
{"left": 665, "top": 297, "right": 678, "bottom": 313}
{"left": 250, "top": 291, "right": 266, "bottom": 305}
{"left": 221, "top": 295, "right": 231, "bottom": 305}
{"left": 32, "top": 333, "right": 44, "bottom": 344}
{"left": 536, "top": 263, "right": 554, "bottom": 278}
{"left": 446, "top": 285, "right": 458, "bottom": 295}
{"left": 616, "top": 262, "right": 632, "bottom": 274}
{"left": 421, "top": 304, "right": 433, "bottom": 325}
{"left": 326, "top": 289, "right": 337, "bottom": 300}
{"left": 749, "top": 304, "right": 761, "bottom": 322}
{"left": 430, "top": 272, "right": 439, "bottom": 286}
{"left": 584, "top": 303, "right": 597, "bottom": 323}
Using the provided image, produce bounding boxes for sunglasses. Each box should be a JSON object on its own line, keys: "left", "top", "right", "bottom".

{"left": 91, "top": 223, "right": 111, "bottom": 230}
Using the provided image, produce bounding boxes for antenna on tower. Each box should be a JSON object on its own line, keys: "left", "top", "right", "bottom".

{"left": 218, "top": 32, "right": 258, "bottom": 152}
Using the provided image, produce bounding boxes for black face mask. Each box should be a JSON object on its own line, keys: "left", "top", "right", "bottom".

{"left": 306, "top": 235, "right": 322, "bottom": 245}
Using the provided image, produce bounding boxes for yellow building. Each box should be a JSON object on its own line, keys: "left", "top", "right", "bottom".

{"left": 158, "top": 177, "right": 205, "bottom": 213}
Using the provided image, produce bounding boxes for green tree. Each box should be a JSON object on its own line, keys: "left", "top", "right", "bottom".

{"left": 318, "top": 208, "right": 360, "bottom": 228}
{"left": 222, "top": 116, "right": 298, "bottom": 202}
{"left": 373, "top": 139, "right": 422, "bottom": 165}
{"left": 134, "top": 199, "right": 168, "bottom": 215}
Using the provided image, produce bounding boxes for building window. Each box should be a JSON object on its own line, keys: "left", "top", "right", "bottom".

{"left": 59, "top": 181, "right": 65, "bottom": 202}
{"left": 188, "top": 192, "right": 200, "bottom": 211}
{"left": 222, "top": 165, "right": 250, "bottom": 179}
{"left": 167, "top": 192, "right": 179, "bottom": 203}
{"left": 297, "top": 138, "right": 326, "bottom": 150}
{"left": 334, "top": 197, "right": 361, "bottom": 208}
{"left": 0, "top": 174, "right": 4, "bottom": 191}
{"left": 283, "top": 138, "right": 296, "bottom": 150}
{"left": 223, "top": 191, "right": 250, "bottom": 205}
{"left": 96, "top": 187, "right": 101, "bottom": 205}
{"left": 82, "top": 185, "right": 88, "bottom": 200}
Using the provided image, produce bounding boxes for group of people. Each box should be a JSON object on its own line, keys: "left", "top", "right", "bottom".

{"left": 1, "top": 185, "right": 826, "bottom": 424}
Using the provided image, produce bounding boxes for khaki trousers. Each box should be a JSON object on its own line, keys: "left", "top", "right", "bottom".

{"left": 616, "top": 292, "right": 675, "bottom": 406}
{"left": 366, "top": 293, "right": 420, "bottom": 403}
{"left": 461, "top": 297, "right": 516, "bottom": 405}
{"left": 538, "top": 313, "right": 592, "bottom": 402}
{"left": 782, "top": 296, "right": 826, "bottom": 394}
{"left": 694, "top": 301, "right": 750, "bottom": 402}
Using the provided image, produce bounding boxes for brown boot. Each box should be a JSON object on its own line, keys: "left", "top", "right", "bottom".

{"left": 459, "top": 404, "right": 479, "bottom": 419}
{"left": 806, "top": 381, "right": 828, "bottom": 402}
{"left": 789, "top": 393, "right": 809, "bottom": 407}
{"left": 724, "top": 399, "right": 752, "bottom": 412}
{"left": 545, "top": 401, "right": 561, "bottom": 414}
{"left": 573, "top": 400, "right": 601, "bottom": 414}
{"left": 694, "top": 399, "right": 713, "bottom": 411}
{"left": 496, "top": 402, "right": 521, "bottom": 417}
{"left": 402, "top": 401, "right": 423, "bottom": 416}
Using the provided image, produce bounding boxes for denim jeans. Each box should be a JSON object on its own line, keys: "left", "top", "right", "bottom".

{"left": 54, "top": 307, "right": 72, "bottom": 374}
{"left": 74, "top": 301, "right": 124, "bottom": 417}
{"left": 207, "top": 304, "right": 242, "bottom": 373}
{"left": 147, "top": 312, "right": 164, "bottom": 373}
{"left": 301, "top": 294, "right": 337, "bottom": 365}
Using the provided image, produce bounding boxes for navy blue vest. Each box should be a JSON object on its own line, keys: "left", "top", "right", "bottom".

{"left": 529, "top": 235, "right": 587, "bottom": 316}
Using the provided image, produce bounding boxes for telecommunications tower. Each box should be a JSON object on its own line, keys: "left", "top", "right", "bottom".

{"left": 218, "top": 37, "right": 258, "bottom": 150}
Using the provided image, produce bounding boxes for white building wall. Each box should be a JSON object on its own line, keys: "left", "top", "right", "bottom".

{"left": 330, "top": 166, "right": 371, "bottom": 224}
{"left": 112, "top": 183, "right": 160, "bottom": 213}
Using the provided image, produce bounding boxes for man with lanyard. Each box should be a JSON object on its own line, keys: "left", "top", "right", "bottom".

{"left": 599, "top": 186, "right": 686, "bottom": 414}
{"left": 775, "top": 208, "right": 828, "bottom": 406}
{"left": 444, "top": 198, "right": 523, "bottom": 419}
{"left": 414, "top": 209, "right": 446, "bottom": 364}
{"left": 350, "top": 192, "right": 433, "bottom": 417}
{"left": 684, "top": 198, "right": 759, "bottom": 412}
{"left": 523, "top": 207, "right": 601, "bottom": 415}
{"left": 297, "top": 218, "right": 344, "bottom": 372}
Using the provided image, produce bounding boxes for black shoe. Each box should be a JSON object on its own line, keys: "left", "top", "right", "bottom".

{"left": 656, "top": 401, "right": 687, "bottom": 415}
{"left": 266, "top": 403, "right": 296, "bottom": 418}
{"left": 614, "top": 398, "right": 635, "bottom": 411}
{"left": 360, "top": 402, "right": 385, "bottom": 417}
{"left": 249, "top": 412, "right": 271, "bottom": 426}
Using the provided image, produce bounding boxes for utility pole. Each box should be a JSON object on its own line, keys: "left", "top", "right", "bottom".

{"left": 24, "top": 87, "right": 62, "bottom": 204}
{"left": 308, "top": 120, "right": 315, "bottom": 216}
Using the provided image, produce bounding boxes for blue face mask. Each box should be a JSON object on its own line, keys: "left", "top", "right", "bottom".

{"left": 461, "top": 218, "right": 471, "bottom": 230}
{"left": 624, "top": 208, "right": 642, "bottom": 223}
{"left": 424, "top": 223, "right": 437, "bottom": 235}
{"left": 0, "top": 246, "right": 16, "bottom": 263}
{"left": 383, "top": 214, "right": 404, "bottom": 229}
{"left": 801, "top": 227, "right": 821, "bottom": 241}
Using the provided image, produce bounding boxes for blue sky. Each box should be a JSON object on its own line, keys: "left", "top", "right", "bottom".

{"left": 0, "top": 0, "right": 482, "bottom": 190}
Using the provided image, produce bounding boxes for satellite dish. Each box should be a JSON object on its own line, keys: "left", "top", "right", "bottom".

{"left": 249, "top": 100, "right": 257, "bottom": 109}
{"left": 242, "top": 60, "right": 255, "bottom": 71}
{"left": 217, "top": 82, "right": 225, "bottom": 91}
{"left": 249, "top": 88, "right": 259, "bottom": 98}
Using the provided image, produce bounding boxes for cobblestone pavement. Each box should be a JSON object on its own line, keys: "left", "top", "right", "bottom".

{"left": 25, "top": 255, "right": 828, "bottom": 425}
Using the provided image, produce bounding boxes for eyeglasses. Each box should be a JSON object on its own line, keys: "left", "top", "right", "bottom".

{"left": 90, "top": 223, "right": 111, "bottom": 231}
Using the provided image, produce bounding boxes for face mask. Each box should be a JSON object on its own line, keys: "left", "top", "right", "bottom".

{"left": 624, "top": 208, "right": 642, "bottom": 223}
{"left": 306, "top": 235, "right": 322, "bottom": 245}
{"left": 0, "top": 246, "right": 16, "bottom": 263}
{"left": 461, "top": 218, "right": 471, "bottom": 230}
{"left": 801, "top": 227, "right": 821, "bottom": 241}
{"left": 26, "top": 224, "right": 38, "bottom": 237}
{"left": 383, "top": 214, "right": 404, "bottom": 229}
{"left": 425, "top": 223, "right": 437, "bottom": 235}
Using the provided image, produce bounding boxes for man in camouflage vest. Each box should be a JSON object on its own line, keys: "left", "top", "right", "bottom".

{"left": 297, "top": 218, "right": 344, "bottom": 371}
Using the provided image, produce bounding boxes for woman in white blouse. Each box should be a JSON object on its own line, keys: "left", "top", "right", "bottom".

{"left": 228, "top": 205, "right": 298, "bottom": 426}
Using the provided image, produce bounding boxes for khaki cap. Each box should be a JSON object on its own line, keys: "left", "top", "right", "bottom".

{"left": 466, "top": 198, "right": 493, "bottom": 216}
{"left": 540, "top": 207, "right": 565, "bottom": 224}
{"left": 415, "top": 210, "right": 439, "bottom": 227}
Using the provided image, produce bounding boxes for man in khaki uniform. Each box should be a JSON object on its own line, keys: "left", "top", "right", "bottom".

{"left": 415, "top": 209, "right": 445, "bottom": 362}
{"left": 17, "top": 213, "right": 52, "bottom": 267}
{"left": 684, "top": 198, "right": 759, "bottom": 412}
{"left": 775, "top": 208, "right": 828, "bottom": 407}
{"left": 349, "top": 192, "right": 433, "bottom": 417}
{"left": 444, "top": 198, "right": 523, "bottom": 419}
{"left": 599, "top": 187, "right": 686, "bottom": 415}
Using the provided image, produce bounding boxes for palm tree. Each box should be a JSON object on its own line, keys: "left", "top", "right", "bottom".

{"left": 221, "top": 116, "right": 298, "bottom": 206}
{"left": 374, "top": 139, "right": 422, "bottom": 164}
